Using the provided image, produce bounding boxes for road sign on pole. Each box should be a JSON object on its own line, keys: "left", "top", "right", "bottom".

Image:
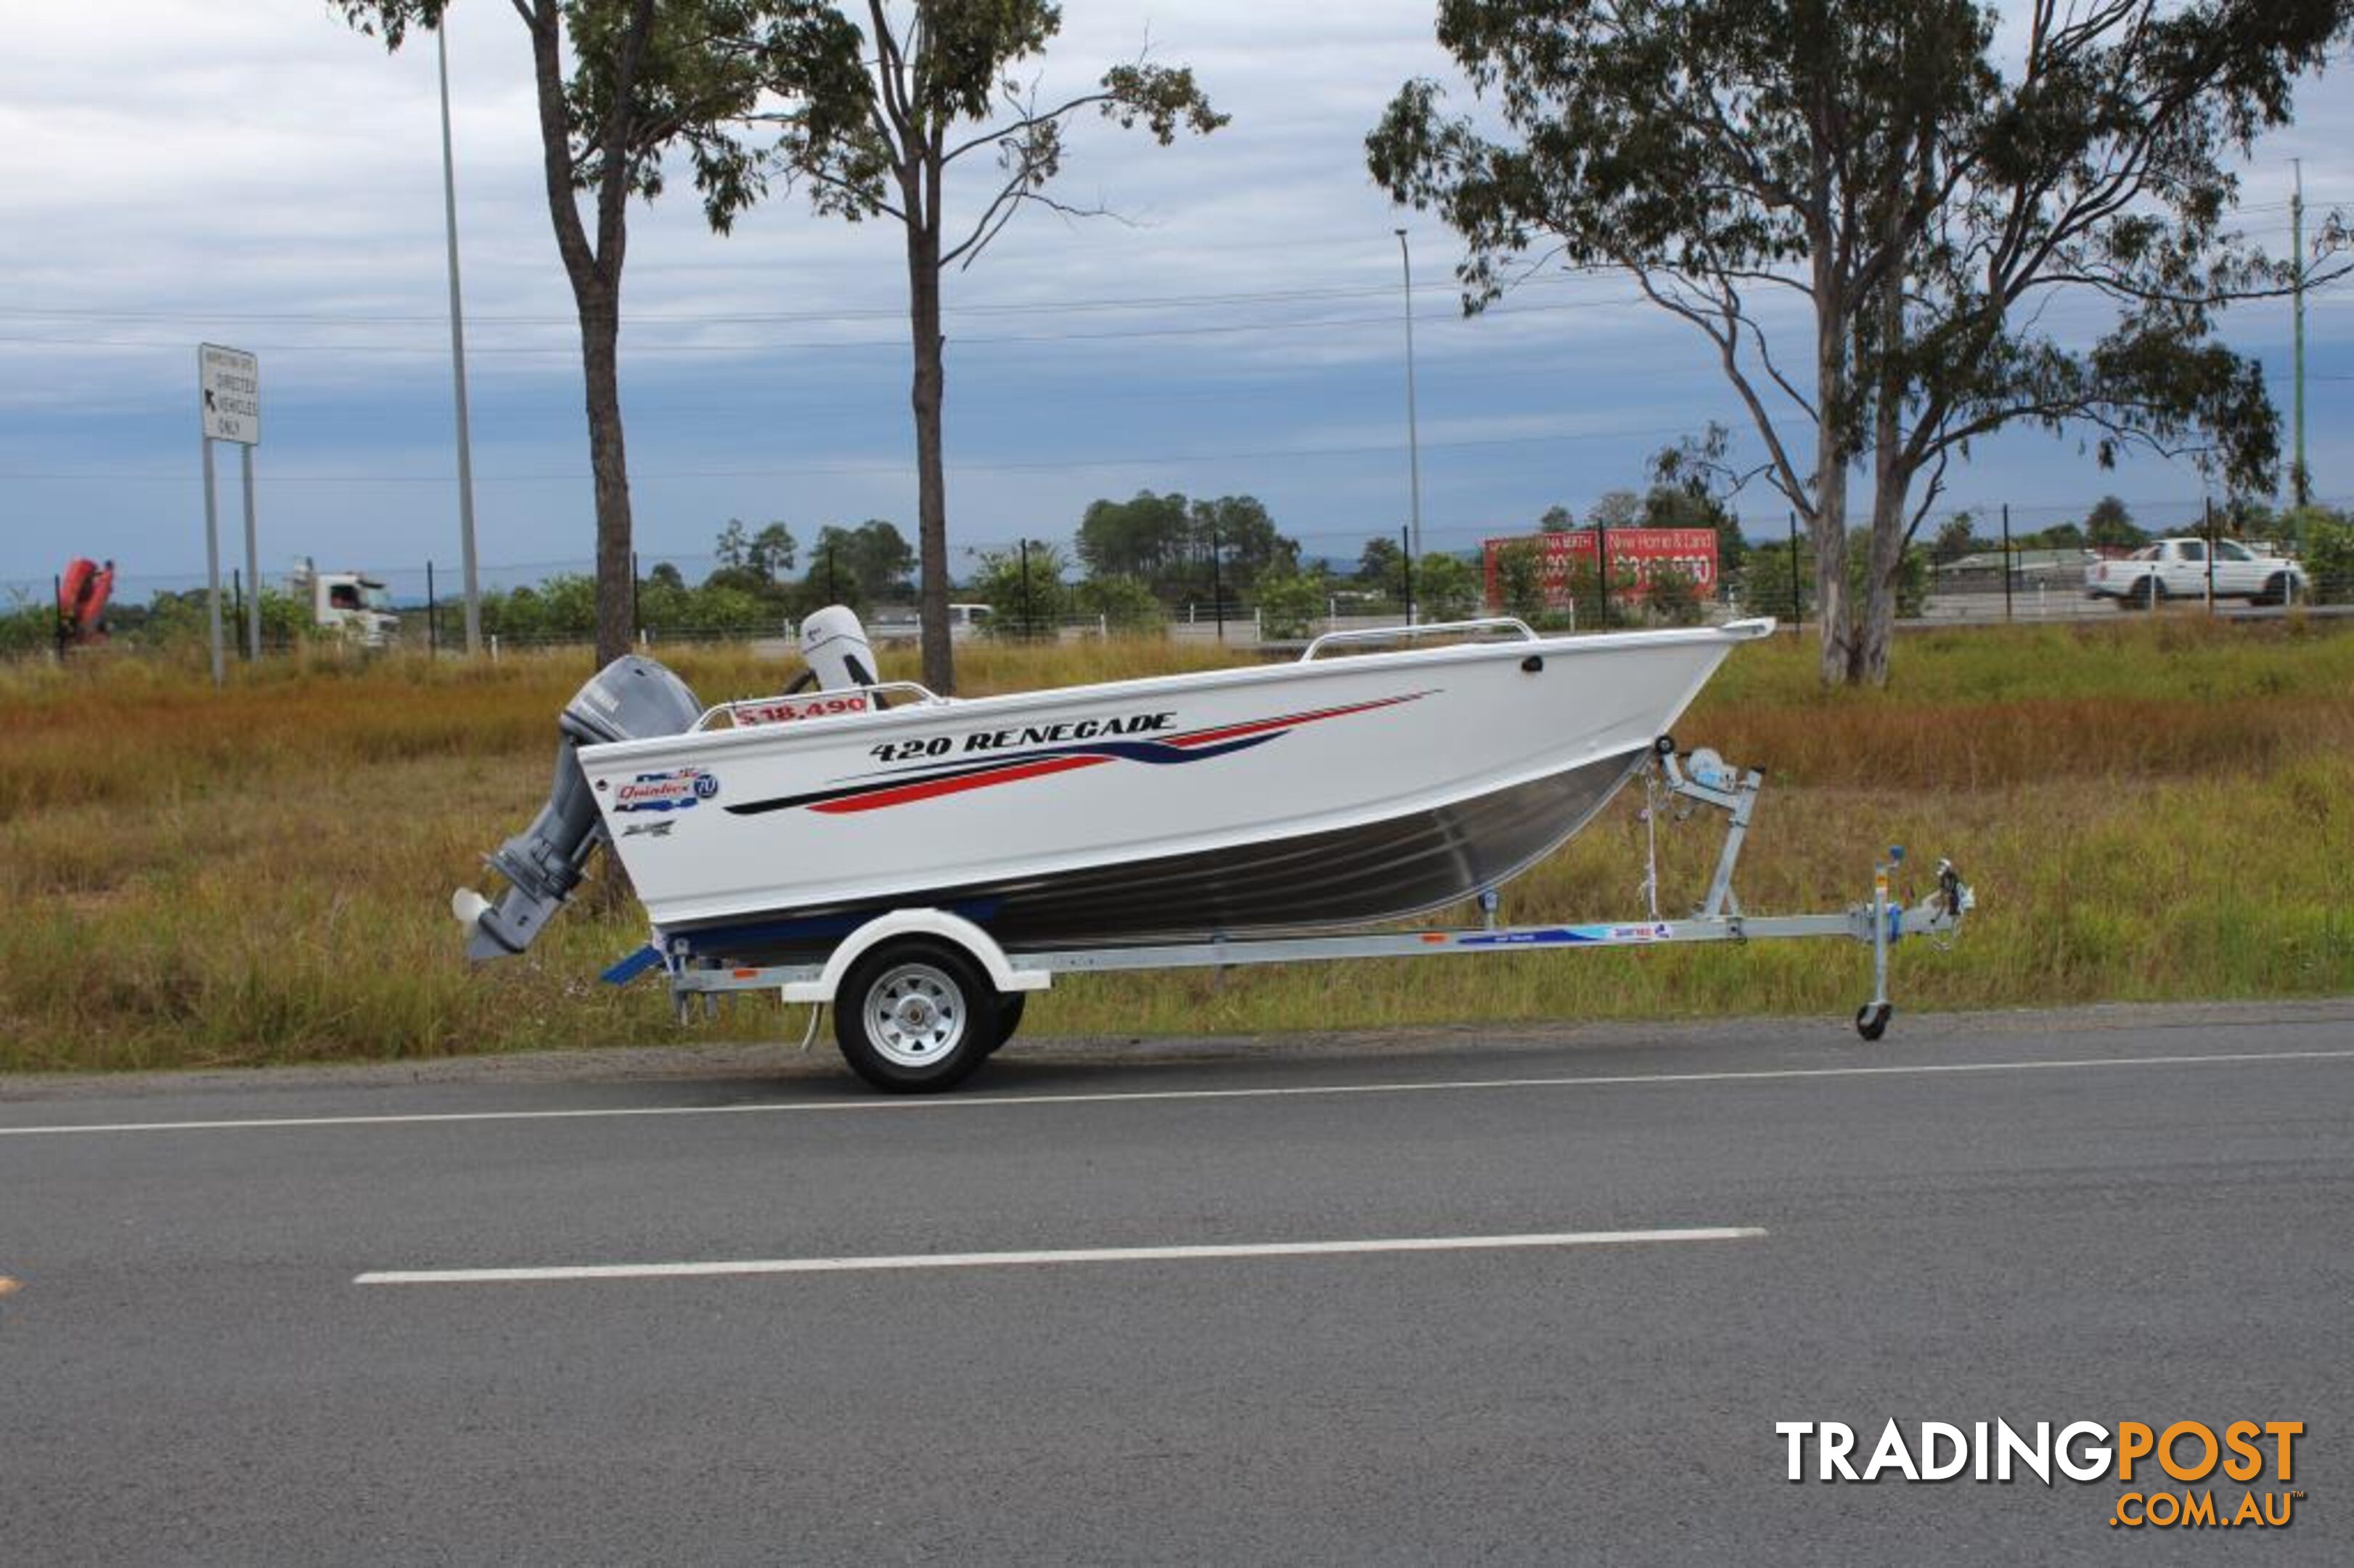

{"left": 199, "top": 344, "right": 261, "bottom": 445}
{"left": 198, "top": 344, "right": 261, "bottom": 682}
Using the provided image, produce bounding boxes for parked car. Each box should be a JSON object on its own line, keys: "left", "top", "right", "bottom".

{"left": 2085, "top": 537, "right": 2308, "bottom": 608}
{"left": 866, "top": 602, "right": 995, "bottom": 645}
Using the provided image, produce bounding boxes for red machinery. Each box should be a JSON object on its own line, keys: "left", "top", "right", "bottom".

{"left": 58, "top": 558, "right": 116, "bottom": 645}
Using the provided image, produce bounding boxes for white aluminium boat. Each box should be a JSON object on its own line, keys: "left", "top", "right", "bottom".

{"left": 457, "top": 612, "right": 1773, "bottom": 968}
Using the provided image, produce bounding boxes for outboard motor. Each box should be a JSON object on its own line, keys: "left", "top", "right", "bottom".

{"left": 453, "top": 655, "right": 702, "bottom": 960}
{"left": 798, "top": 604, "right": 883, "bottom": 693}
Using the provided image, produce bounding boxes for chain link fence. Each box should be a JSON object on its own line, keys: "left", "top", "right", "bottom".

{"left": 11, "top": 501, "right": 2353, "bottom": 666}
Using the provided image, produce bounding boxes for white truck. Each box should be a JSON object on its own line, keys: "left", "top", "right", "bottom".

{"left": 290, "top": 560, "right": 401, "bottom": 646}
{"left": 2084, "top": 537, "right": 2308, "bottom": 609}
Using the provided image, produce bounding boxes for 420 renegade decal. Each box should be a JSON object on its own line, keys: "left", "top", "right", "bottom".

{"left": 724, "top": 692, "right": 1431, "bottom": 817}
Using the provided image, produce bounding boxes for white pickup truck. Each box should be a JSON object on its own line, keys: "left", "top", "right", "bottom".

{"left": 2085, "top": 537, "right": 2308, "bottom": 608}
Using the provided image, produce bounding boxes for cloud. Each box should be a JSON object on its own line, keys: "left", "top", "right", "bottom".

{"left": 1, "top": 1, "right": 2349, "bottom": 593}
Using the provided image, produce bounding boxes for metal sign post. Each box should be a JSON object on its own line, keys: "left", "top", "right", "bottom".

{"left": 241, "top": 444, "right": 260, "bottom": 656}
{"left": 201, "top": 433, "right": 223, "bottom": 685}
{"left": 198, "top": 344, "right": 261, "bottom": 680}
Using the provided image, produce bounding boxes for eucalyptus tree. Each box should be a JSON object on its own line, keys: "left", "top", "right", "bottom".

{"left": 335, "top": 1, "right": 769, "bottom": 663}
{"left": 734, "top": 2, "right": 1224, "bottom": 692}
{"left": 1371, "top": 0, "right": 2350, "bottom": 684}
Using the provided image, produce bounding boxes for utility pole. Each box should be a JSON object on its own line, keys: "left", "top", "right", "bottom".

{"left": 1210, "top": 518, "right": 1226, "bottom": 642}
{"left": 1018, "top": 537, "right": 1034, "bottom": 640}
{"left": 438, "top": 23, "right": 483, "bottom": 656}
{"left": 2292, "top": 159, "right": 2310, "bottom": 509}
{"left": 2001, "top": 503, "right": 2013, "bottom": 624}
{"left": 1395, "top": 229, "right": 1425, "bottom": 620}
{"left": 1399, "top": 524, "right": 1413, "bottom": 629}
{"left": 2204, "top": 496, "right": 2218, "bottom": 612}
{"left": 1595, "top": 517, "right": 1611, "bottom": 629}
{"left": 1788, "top": 512, "right": 1801, "bottom": 634}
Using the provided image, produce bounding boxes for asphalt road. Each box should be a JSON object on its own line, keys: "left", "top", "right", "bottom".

{"left": 4, "top": 1003, "right": 2349, "bottom": 1565}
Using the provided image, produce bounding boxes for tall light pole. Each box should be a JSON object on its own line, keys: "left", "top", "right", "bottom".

{"left": 438, "top": 23, "right": 483, "bottom": 655}
{"left": 2292, "top": 158, "right": 2309, "bottom": 509}
{"left": 1396, "top": 228, "right": 1425, "bottom": 624}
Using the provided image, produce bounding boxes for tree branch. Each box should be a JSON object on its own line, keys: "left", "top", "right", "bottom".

{"left": 1627, "top": 263, "right": 1811, "bottom": 515}
{"left": 941, "top": 90, "right": 1116, "bottom": 166}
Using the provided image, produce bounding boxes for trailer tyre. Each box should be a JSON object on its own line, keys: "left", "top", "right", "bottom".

{"left": 835, "top": 939, "right": 1000, "bottom": 1093}
{"left": 1855, "top": 1002, "right": 1892, "bottom": 1042}
{"left": 984, "top": 992, "right": 1028, "bottom": 1056}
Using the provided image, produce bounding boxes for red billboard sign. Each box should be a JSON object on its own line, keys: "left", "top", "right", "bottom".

{"left": 1481, "top": 528, "right": 1720, "bottom": 610}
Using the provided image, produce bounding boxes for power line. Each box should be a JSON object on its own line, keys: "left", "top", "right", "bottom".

{"left": 0, "top": 270, "right": 1612, "bottom": 331}
{"left": 0, "top": 295, "right": 1636, "bottom": 359}
{"left": 0, "top": 420, "right": 1704, "bottom": 488}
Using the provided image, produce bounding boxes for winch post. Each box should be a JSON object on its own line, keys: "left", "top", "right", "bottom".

{"left": 1656, "top": 750, "right": 1764, "bottom": 920}
{"left": 1698, "top": 769, "right": 1762, "bottom": 920}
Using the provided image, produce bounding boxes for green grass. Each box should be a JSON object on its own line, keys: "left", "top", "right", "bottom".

{"left": 3, "top": 618, "right": 2349, "bottom": 1072}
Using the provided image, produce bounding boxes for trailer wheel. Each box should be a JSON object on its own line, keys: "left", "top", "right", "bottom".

{"left": 1855, "top": 1002, "right": 1892, "bottom": 1042}
{"left": 835, "top": 939, "right": 1000, "bottom": 1093}
{"left": 983, "top": 992, "right": 1028, "bottom": 1056}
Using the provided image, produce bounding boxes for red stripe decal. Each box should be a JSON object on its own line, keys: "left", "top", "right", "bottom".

{"left": 810, "top": 753, "right": 1111, "bottom": 813}
{"left": 1165, "top": 693, "right": 1417, "bottom": 749}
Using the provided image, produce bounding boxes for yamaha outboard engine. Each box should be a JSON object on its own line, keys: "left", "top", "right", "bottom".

{"left": 798, "top": 604, "right": 883, "bottom": 693}
{"left": 453, "top": 655, "right": 702, "bottom": 960}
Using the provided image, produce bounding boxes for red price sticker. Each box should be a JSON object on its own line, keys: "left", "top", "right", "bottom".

{"left": 732, "top": 693, "right": 871, "bottom": 726}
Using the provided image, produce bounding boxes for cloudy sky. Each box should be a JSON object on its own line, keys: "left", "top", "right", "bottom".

{"left": 3, "top": 1, "right": 2347, "bottom": 604}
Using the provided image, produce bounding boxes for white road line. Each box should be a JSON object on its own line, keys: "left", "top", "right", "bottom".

{"left": 4, "top": 1046, "right": 2351, "bottom": 1140}
{"left": 353, "top": 1226, "right": 1768, "bottom": 1286}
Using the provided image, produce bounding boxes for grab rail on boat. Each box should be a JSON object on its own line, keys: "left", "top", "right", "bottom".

{"left": 689, "top": 680, "right": 950, "bottom": 732}
{"left": 1299, "top": 616, "right": 1539, "bottom": 662}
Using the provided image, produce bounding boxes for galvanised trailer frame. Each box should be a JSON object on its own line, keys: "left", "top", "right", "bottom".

{"left": 619, "top": 739, "right": 1974, "bottom": 1090}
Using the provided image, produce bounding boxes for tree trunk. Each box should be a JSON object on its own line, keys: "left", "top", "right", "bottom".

{"left": 1857, "top": 322, "right": 1910, "bottom": 687}
{"left": 1855, "top": 204, "right": 1916, "bottom": 688}
{"left": 1808, "top": 266, "right": 1853, "bottom": 687}
{"left": 579, "top": 290, "right": 635, "bottom": 666}
{"left": 1858, "top": 449, "right": 1910, "bottom": 687}
{"left": 521, "top": 0, "right": 640, "bottom": 670}
{"left": 906, "top": 220, "right": 955, "bottom": 694}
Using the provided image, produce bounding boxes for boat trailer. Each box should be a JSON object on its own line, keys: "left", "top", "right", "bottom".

{"left": 615, "top": 737, "right": 1974, "bottom": 1088}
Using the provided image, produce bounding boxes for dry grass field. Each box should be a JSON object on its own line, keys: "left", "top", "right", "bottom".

{"left": 2, "top": 617, "right": 2347, "bottom": 1073}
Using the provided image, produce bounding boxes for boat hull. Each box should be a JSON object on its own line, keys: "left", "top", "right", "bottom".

{"left": 581, "top": 623, "right": 1767, "bottom": 960}
{"left": 661, "top": 748, "right": 1643, "bottom": 963}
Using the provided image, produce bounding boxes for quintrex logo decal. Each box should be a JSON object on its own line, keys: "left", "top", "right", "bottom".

{"left": 613, "top": 768, "right": 719, "bottom": 813}
{"left": 1778, "top": 1418, "right": 2306, "bottom": 1531}
{"left": 726, "top": 693, "right": 1434, "bottom": 817}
